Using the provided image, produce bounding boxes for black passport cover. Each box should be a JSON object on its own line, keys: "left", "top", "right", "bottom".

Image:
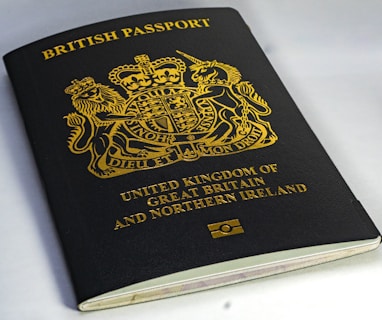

{"left": 4, "top": 8, "right": 380, "bottom": 307}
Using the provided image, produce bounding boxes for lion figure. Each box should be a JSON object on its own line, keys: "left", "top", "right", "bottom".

{"left": 64, "top": 77, "right": 136, "bottom": 177}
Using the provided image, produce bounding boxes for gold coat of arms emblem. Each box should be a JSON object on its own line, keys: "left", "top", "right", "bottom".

{"left": 64, "top": 51, "right": 278, "bottom": 178}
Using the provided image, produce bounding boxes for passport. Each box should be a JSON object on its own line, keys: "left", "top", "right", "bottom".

{"left": 3, "top": 8, "right": 380, "bottom": 311}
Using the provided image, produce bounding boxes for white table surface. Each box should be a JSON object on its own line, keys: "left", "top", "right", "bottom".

{"left": 1, "top": 1, "right": 381, "bottom": 319}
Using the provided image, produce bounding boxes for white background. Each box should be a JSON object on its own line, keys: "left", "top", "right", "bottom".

{"left": 1, "top": 1, "right": 381, "bottom": 319}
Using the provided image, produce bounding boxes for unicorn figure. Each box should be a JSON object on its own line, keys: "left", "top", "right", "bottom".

{"left": 176, "top": 50, "right": 277, "bottom": 145}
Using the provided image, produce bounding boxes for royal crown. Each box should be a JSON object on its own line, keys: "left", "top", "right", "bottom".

{"left": 64, "top": 77, "right": 97, "bottom": 96}
{"left": 108, "top": 54, "right": 187, "bottom": 95}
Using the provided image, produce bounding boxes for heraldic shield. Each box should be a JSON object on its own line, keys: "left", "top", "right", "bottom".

{"left": 64, "top": 51, "right": 278, "bottom": 178}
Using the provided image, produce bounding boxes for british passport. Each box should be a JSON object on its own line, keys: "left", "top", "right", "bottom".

{"left": 3, "top": 8, "right": 380, "bottom": 311}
